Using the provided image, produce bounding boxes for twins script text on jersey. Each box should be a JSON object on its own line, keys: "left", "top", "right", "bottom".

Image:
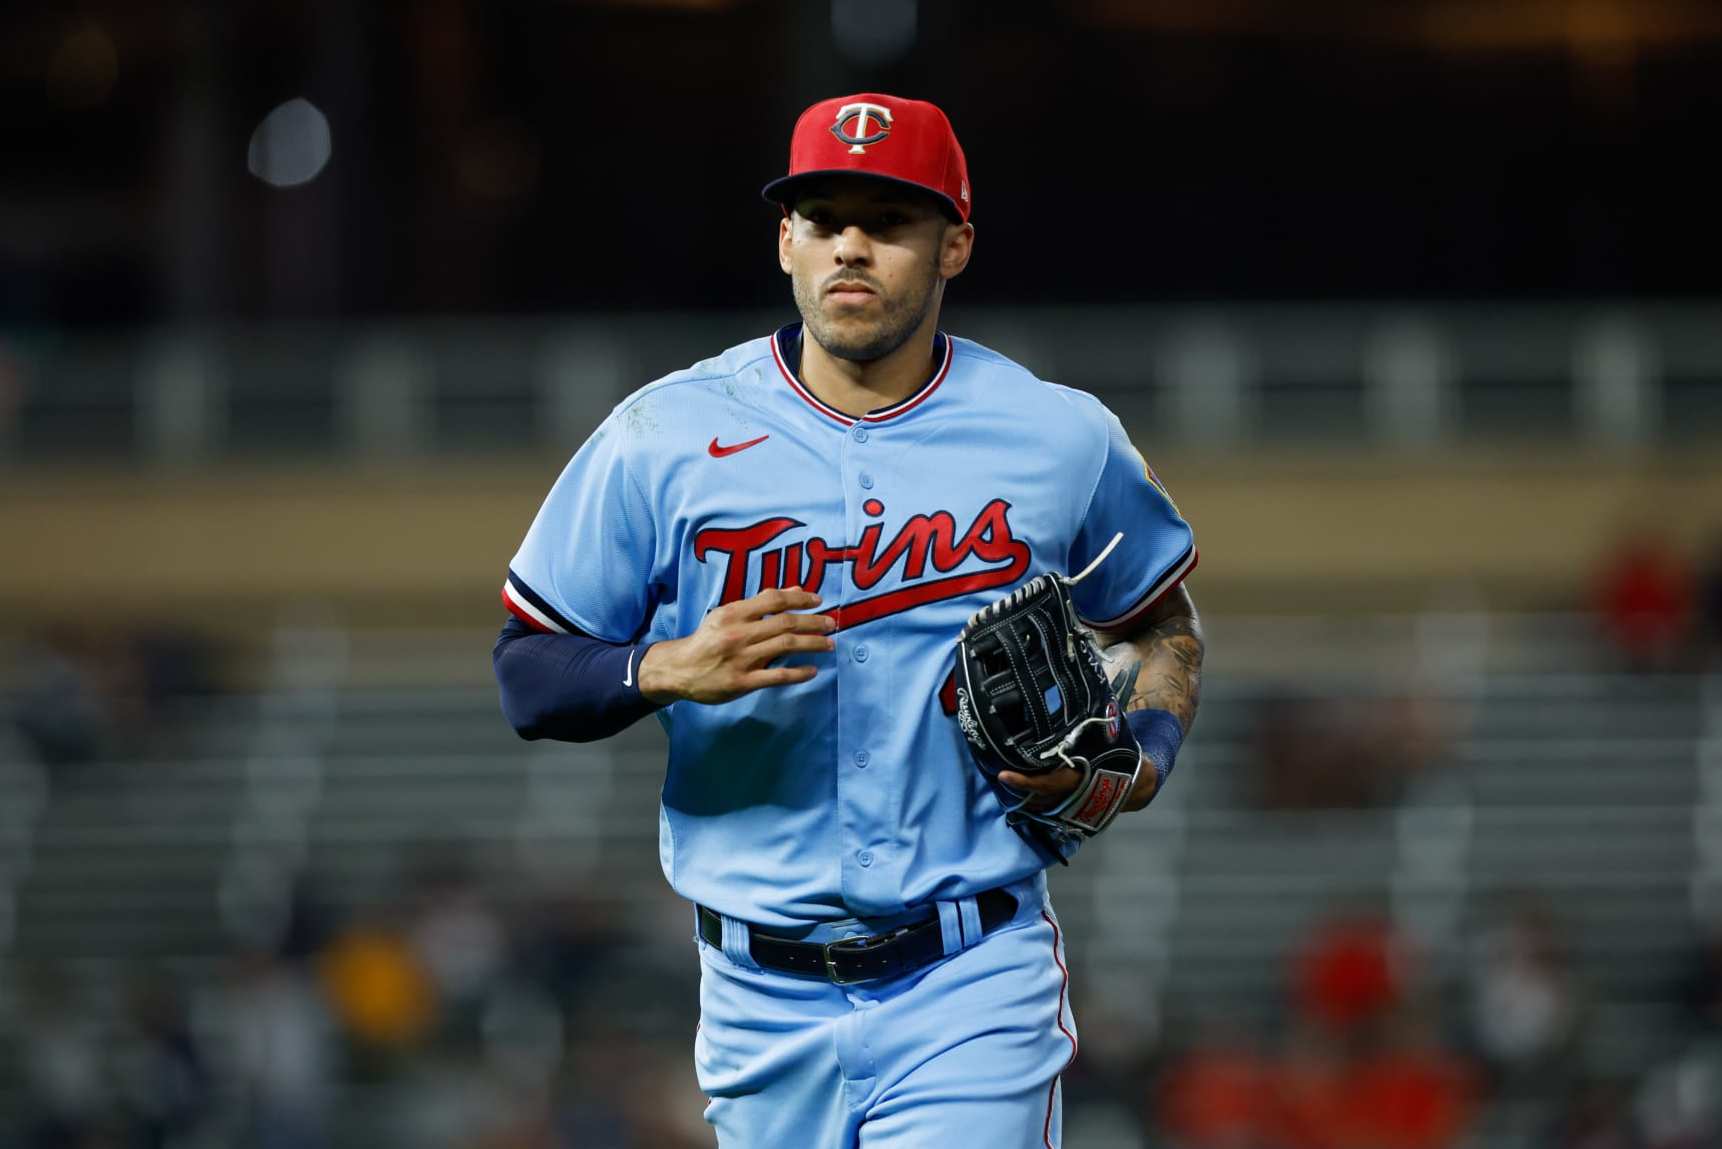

{"left": 694, "top": 497, "right": 1029, "bottom": 631}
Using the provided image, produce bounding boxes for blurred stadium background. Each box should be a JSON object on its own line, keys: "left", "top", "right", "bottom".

{"left": 5, "top": 1, "right": 1722, "bottom": 1146}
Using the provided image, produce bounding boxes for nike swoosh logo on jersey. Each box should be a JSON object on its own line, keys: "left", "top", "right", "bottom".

{"left": 623, "top": 647, "right": 637, "bottom": 687}
{"left": 708, "top": 434, "right": 770, "bottom": 458}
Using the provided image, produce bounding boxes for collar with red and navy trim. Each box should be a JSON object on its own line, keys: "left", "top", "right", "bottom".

{"left": 770, "top": 323, "right": 953, "bottom": 427}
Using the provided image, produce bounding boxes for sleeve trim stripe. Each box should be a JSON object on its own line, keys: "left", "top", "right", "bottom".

{"left": 502, "top": 576, "right": 571, "bottom": 635}
{"left": 1080, "top": 545, "right": 1198, "bottom": 631}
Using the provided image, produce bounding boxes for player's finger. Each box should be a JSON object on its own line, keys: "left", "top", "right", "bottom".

{"left": 996, "top": 768, "right": 1083, "bottom": 796}
{"left": 743, "top": 632, "right": 836, "bottom": 663}
{"left": 740, "top": 664, "right": 819, "bottom": 690}
{"left": 734, "top": 587, "right": 823, "bottom": 619}
{"left": 749, "top": 611, "right": 839, "bottom": 639}
{"left": 998, "top": 768, "right": 1084, "bottom": 813}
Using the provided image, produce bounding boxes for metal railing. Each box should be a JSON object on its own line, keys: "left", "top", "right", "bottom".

{"left": 3, "top": 301, "right": 1720, "bottom": 464}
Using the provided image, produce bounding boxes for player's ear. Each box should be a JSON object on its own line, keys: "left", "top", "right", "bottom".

{"left": 939, "top": 221, "right": 974, "bottom": 281}
{"left": 778, "top": 213, "right": 794, "bottom": 275}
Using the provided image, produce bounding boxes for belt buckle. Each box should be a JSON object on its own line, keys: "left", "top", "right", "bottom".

{"left": 821, "top": 925, "right": 911, "bottom": 985}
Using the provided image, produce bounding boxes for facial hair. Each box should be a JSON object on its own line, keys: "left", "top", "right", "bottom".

{"left": 793, "top": 255, "right": 940, "bottom": 364}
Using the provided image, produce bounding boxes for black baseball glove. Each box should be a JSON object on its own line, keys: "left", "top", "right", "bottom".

{"left": 954, "top": 567, "right": 1143, "bottom": 850}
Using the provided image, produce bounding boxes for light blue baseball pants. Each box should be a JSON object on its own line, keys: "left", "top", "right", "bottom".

{"left": 691, "top": 873, "right": 1078, "bottom": 1148}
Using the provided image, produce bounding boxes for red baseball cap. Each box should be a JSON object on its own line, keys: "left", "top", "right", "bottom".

{"left": 762, "top": 93, "right": 971, "bottom": 222}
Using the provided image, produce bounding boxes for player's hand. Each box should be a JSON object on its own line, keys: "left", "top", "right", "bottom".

{"left": 997, "top": 755, "right": 1158, "bottom": 813}
{"left": 995, "top": 765, "right": 1085, "bottom": 813}
{"left": 637, "top": 588, "right": 837, "bottom": 705}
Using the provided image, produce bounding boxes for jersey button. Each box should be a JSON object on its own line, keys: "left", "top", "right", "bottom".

{"left": 858, "top": 471, "right": 874, "bottom": 489}
{"left": 853, "top": 750, "right": 870, "bottom": 768}
{"left": 851, "top": 426, "right": 869, "bottom": 443}
{"left": 853, "top": 644, "right": 870, "bottom": 663}
{"left": 857, "top": 850, "right": 874, "bottom": 867}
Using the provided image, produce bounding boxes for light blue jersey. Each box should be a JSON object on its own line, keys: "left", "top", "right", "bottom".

{"left": 505, "top": 324, "right": 1195, "bottom": 930}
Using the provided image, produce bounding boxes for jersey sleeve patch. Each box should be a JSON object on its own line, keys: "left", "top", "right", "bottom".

{"left": 502, "top": 570, "right": 577, "bottom": 635}
{"left": 1065, "top": 398, "right": 1197, "bottom": 630}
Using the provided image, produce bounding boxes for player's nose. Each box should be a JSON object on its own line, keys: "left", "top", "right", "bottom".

{"left": 832, "top": 225, "right": 872, "bottom": 264}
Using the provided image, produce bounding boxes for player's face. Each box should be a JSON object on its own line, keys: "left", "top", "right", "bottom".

{"left": 779, "top": 181, "right": 973, "bottom": 363}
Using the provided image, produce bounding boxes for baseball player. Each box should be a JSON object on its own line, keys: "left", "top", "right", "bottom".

{"left": 494, "top": 93, "right": 1204, "bottom": 1147}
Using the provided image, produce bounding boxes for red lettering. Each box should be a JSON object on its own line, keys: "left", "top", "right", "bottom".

{"left": 692, "top": 501, "right": 1031, "bottom": 630}
{"left": 852, "top": 513, "right": 945, "bottom": 588}
{"left": 825, "top": 549, "right": 1030, "bottom": 631}
{"left": 938, "top": 669, "right": 959, "bottom": 715}
{"left": 1074, "top": 773, "right": 1123, "bottom": 826}
{"left": 967, "top": 499, "right": 1023, "bottom": 564}
{"left": 931, "top": 498, "right": 1020, "bottom": 571}
{"left": 803, "top": 538, "right": 832, "bottom": 595}
{"left": 849, "top": 523, "right": 885, "bottom": 588}
{"left": 693, "top": 518, "right": 802, "bottom": 604}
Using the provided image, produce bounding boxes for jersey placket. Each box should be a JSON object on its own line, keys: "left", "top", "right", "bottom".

{"left": 833, "top": 414, "right": 897, "bottom": 914}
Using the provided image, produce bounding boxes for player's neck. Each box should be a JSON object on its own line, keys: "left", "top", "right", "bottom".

{"left": 799, "top": 312, "right": 942, "bottom": 418}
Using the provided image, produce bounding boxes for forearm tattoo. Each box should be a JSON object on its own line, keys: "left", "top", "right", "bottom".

{"left": 1100, "top": 611, "right": 1204, "bottom": 735}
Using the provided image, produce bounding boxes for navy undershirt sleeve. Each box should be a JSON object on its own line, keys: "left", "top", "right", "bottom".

{"left": 493, "top": 617, "right": 662, "bottom": 742}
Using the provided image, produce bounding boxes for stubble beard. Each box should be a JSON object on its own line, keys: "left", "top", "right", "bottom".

{"left": 793, "top": 260, "right": 940, "bottom": 364}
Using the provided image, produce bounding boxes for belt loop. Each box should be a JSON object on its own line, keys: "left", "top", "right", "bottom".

{"left": 958, "top": 895, "right": 983, "bottom": 951}
{"left": 720, "top": 913, "right": 761, "bottom": 971}
{"left": 936, "top": 900, "right": 963, "bottom": 957}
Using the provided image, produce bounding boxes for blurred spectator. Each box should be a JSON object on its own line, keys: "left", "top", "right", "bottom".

{"left": 1699, "top": 537, "right": 1722, "bottom": 666}
{"left": 1683, "top": 931, "right": 1722, "bottom": 1037}
{"left": 1592, "top": 532, "right": 1694, "bottom": 670}
{"left": 1348, "top": 1011, "right": 1478, "bottom": 1149}
{"left": 12, "top": 624, "right": 223, "bottom": 770}
{"left": 1263, "top": 1019, "right": 1354, "bottom": 1149}
{"left": 1252, "top": 694, "right": 1448, "bottom": 810}
{"left": 1157, "top": 918, "right": 1477, "bottom": 1149}
{"left": 557, "top": 1037, "right": 713, "bottom": 1149}
{"left": 1635, "top": 1040, "right": 1722, "bottom": 1149}
{"left": 1622, "top": 933, "right": 1722, "bottom": 1149}
{"left": 318, "top": 920, "right": 437, "bottom": 1052}
{"left": 515, "top": 892, "right": 630, "bottom": 1019}
{"left": 109, "top": 970, "right": 213, "bottom": 1148}
{"left": 129, "top": 628, "right": 220, "bottom": 720}
{"left": 276, "top": 876, "right": 336, "bottom": 965}
{"left": 1465, "top": 897, "right": 1582, "bottom": 1091}
{"left": 14, "top": 965, "right": 107, "bottom": 1148}
{"left": 223, "top": 949, "right": 335, "bottom": 1149}
{"left": 405, "top": 850, "right": 509, "bottom": 1023}
{"left": 14, "top": 626, "right": 110, "bottom": 767}
{"left": 374, "top": 1053, "right": 524, "bottom": 1149}
{"left": 1545, "top": 1079, "right": 1637, "bottom": 1149}
{"left": 1293, "top": 914, "right": 1406, "bottom": 1036}
{"left": 1157, "top": 1027, "right": 1271, "bottom": 1149}
{"left": 1258, "top": 1011, "right": 1477, "bottom": 1149}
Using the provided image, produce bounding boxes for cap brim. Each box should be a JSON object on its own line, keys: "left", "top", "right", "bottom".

{"left": 762, "top": 170, "right": 964, "bottom": 223}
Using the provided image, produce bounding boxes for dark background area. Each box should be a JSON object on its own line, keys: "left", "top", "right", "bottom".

{"left": 5, "top": 0, "right": 1722, "bottom": 326}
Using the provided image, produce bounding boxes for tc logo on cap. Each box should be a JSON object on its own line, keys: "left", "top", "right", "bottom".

{"left": 830, "top": 102, "right": 893, "bottom": 154}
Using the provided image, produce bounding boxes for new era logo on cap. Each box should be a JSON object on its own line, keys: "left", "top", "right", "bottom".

{"left": 762, "top": 92, "right": 971, "bottom": 222}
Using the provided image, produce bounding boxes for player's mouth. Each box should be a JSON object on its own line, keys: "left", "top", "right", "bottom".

{"left": 825, "top": 280, "right": 878, "bottom": 306}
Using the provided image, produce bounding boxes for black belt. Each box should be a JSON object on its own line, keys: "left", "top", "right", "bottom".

{"left": 698, "top": 889, "right": 1019, "bottom": 985}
